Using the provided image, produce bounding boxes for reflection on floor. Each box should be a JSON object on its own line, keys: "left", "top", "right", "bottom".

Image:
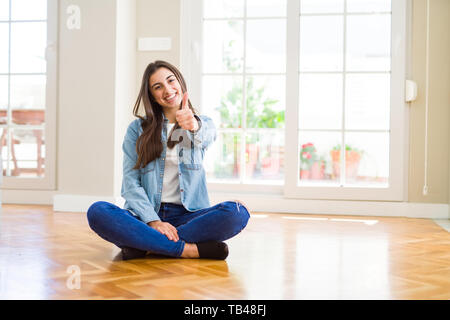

{"left": 0, "top": 204, "right": 449, "bottom": 300}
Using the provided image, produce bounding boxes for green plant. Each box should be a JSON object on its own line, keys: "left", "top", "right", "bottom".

{"left": 216, "top": 77, "right": 284, "bottom": 132}
{"left": 246, "top": 79, "right": 284, "bottom": 129}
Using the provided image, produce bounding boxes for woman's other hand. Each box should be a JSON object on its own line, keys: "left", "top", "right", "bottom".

{"left": 147, "top": 220, "right": 179, "bottom": 242}
{"left": 176, "top": 92, "right": 199, "bottom": 132}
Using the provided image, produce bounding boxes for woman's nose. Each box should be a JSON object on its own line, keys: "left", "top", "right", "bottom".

{"left": 161, "top": 85, "right": 170, "bottom": 95}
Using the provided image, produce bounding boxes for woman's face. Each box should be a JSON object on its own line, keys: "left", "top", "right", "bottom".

{"left": 149, "top": 67, "right": 183, "bottom": 109}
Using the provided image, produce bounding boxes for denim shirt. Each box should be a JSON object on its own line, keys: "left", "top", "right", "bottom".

{"left": 121, "top": 113, "right": 217, "bottom": 224}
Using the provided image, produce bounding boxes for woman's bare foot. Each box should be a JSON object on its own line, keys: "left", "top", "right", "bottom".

{"left": 181, "top": 243, "right": 200, "bottom": 258}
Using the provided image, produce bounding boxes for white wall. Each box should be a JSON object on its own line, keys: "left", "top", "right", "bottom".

{"left": 409, "top": 0, "right": 450, "bottom": 204}
{"left": 54, "top": 0, "right": 137, "bottom": 210}
{"left": 136, "top": 0, "right": 181, "bottom": 85}
{"left": 58, "top": 0, "right": 117, "bottom": 197}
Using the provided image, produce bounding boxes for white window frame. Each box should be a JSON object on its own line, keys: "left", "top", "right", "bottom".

{"left": 1, "top": 0, "right": 57, "bottom": 190}
{"left": 181, "top": 0, "right": 408, "bottom": 201}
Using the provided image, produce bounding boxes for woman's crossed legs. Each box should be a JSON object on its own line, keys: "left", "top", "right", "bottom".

{"left": 86, "top": 201, "right": 250, "bottom": 259}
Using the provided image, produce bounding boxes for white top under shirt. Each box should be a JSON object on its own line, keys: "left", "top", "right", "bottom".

{"left": 161, "top": 123, "right": 182, "bottom": 205}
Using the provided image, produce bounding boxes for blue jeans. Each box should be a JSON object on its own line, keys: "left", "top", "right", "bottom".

{"left": 87, "top": 201, "right": 250, "bottom": 258}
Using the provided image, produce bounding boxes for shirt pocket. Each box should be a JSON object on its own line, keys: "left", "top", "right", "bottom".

{"left": 178, "top": 145, "right": 203, "bottom": 170}
{"left": 181, "top": 163, "right": 201, "bottom": 170}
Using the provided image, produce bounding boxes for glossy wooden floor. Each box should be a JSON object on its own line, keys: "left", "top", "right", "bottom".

{"left": 0, "top": 204, "right": 449, "bottom": 300}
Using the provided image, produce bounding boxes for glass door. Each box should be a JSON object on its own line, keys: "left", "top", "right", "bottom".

{"left": 0, "top": 0, "right": 56, "bottom": 189}
{"left": 284, "top": 0, "right": 407, "bottom": 201}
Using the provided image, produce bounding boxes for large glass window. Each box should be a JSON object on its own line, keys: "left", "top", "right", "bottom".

{"left": 297, "top": 1, "right": 391, "bottom": 187}
{"left": 0, "top": 0, "right": 48, "bottom": 178}
{"left": 201, "top": 0, "right": 287, "bottom": 185}
{"left": 183, "top": 0, "right": 406, "bottom": 201}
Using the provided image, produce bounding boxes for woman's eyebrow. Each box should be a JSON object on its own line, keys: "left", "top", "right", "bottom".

{"left": 151, "top": 75, "right": 175, "bottom": 89}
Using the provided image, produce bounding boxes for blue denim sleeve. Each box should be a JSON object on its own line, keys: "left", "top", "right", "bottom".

{"left": 187, "top": 115, "right": 217, "bottom": 150}
{"left": 121, "top": 120, "right": 160, "bottom": 224}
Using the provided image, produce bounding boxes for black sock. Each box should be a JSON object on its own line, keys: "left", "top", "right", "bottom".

{"left": 121, "top": 247, "right": 147, "bottom": 260}
{"left": 196, "top": 241, "right": 229, "bottom": 260}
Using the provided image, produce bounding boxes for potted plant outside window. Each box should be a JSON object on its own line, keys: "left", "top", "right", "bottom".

{"left": 330, "top": 144, "right": 364, "bottom": 180}
{"left": 299, "top": 142, "right": 325, "bottom": 180}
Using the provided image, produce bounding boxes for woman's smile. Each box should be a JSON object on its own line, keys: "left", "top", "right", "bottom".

{"left": 164, "top": 92, "right": 178, "bottom": 104}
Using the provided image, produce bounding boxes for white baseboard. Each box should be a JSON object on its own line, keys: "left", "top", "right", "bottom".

{"left": 48, "top": 193, "right": 450, "bottom": 219}
{"left": 1, "top": 189, "right": 54, "bottom": 205}
{"left": 53, "top": 194, "right": 124, "bottom": 212}
{"left": 209, "top": 193, "right": 449, "bottom": 219}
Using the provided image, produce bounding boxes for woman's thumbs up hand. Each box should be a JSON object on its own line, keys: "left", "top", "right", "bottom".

{"left": 175, "top": 92, "right": 199, "bottom": 132}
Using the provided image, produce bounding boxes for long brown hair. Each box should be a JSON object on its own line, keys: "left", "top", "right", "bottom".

{"left": 132, "top": 60, "right": 198, "bottom": 170}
